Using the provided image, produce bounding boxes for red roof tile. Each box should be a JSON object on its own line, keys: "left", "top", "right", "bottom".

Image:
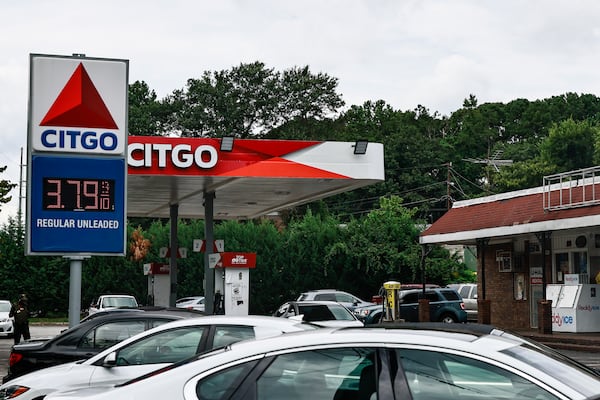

{"left": 421, "top": 184, "right": 600, "bottom": 241}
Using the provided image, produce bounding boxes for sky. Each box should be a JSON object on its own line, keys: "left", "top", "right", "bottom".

{"left": 3, "top": 0, "right": 600, "bottom": 225}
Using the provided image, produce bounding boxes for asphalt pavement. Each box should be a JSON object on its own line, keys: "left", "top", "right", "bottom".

{"left": 0, "top": 324, "right": 598, "bottom": 382}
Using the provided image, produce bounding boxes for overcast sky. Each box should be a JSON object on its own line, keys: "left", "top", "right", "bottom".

{"left": 2, "top": 0, "right": 600, "bottom": 225}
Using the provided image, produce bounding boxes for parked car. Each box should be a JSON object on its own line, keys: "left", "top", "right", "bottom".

{"left": 0, "top": 315, "right": 315, "bottom": 400}
{"left": 42, "top": 324, "right": 600, "bottom": 400}
{"left": 2, "top": 309, "right": 201, "bottom": 382}
{"left": 296, "top": 289, "right": 375, "bottom": 311}
{"left": 447, "top": 283, "right": 478, "bottom": 321}
{"left": 175, "top": 296, "right": 203, "bottom": 306}
{"left": 274, "top": 301, "right": 363, "bottom": 327}
{"left": 79, "top": 308, "right": 145, "bottom": 323}
{"left": 354, "top": 287, "right": 468, "bottom": 324}
{"left": 0, "top": 300, "right": 14, "bottom": 338}
{"left": 175, "top": 296, "right": 205, "bottom": 312}
{"left": 87, "top": 295, "right": 139, "bottom": 315}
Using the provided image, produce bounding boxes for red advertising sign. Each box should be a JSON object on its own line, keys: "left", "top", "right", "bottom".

{"left": 144, "top": 262, "right": 170, "bottom": 275}
{"left": 215, "top": 252, "right": 256, "bottom": 268}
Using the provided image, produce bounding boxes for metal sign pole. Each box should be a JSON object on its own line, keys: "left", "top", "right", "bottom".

{"left": 66, "top": 256, "right": 88, "bottom": 327}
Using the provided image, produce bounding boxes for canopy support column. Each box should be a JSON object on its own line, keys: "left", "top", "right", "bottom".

{"left": 169, "top": 203, "right": 179, "bottom": 307}
{"left": 204, "top": 192, "right": 215, "bottom": 314}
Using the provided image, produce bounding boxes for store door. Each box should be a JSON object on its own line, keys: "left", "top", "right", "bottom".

{"left": 530, "top": 266, "right": 543, "bottom": 328}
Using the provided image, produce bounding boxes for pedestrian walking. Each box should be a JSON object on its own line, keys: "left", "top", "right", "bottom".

{"left": 10, "top": 294, "right": 30, "bottom": 344}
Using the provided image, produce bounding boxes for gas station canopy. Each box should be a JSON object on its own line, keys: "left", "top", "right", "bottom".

{"left": 127, "top": 136, "right": 385, "bottom": 220}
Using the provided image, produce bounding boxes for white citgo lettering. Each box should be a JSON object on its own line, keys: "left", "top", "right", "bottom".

{"left": 172, "top": 144, "right": 193, "bottom": 168}
{"left": 194, "top": 145, "right": 218, "bottom": 168}
{"left": 128, "top": 142, "right": 145, "bottom": 167}
{"left": 127, "top": 143, "right": 219, "bottom": 170}
{"left": 153, "top": 144, "right": 172, "bottom": 168}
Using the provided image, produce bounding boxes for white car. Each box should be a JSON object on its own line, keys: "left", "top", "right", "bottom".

{"left": 88, "top": 295, "right": 138, "bottom": 315}
{"left": 273, "top": 301, "right": 363, "bottom": 327}
{"left": 0, "top": 315, "right": 315, "bottom": 400}
{"left": 175, "top": 296, "right": 205, "bottom": 312}
{"left": 296, "top": 289, "right": 375, "bottom": 311}
{"left": 0, "top": 300, "right": 13, "bottom": 337}
{"left": 43, "top": 324, "right": 600, "bottom": 400}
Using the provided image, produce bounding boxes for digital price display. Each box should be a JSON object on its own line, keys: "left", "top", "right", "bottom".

{"left": 28, "top": 155, "right": 126, "bottom": 255}
{"left": 43, "top": 178, "right": 115, "bottom": 212}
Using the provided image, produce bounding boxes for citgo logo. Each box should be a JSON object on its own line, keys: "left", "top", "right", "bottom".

{"left": 37, "top": 63, "right": 119, "bottom": 152}
{"left": 551, "top": 314, "right": 574, "bottom": 326}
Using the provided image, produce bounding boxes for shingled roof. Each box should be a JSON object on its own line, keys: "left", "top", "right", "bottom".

{"left": 420, "top": 183, "right": 600, "bottom": 245}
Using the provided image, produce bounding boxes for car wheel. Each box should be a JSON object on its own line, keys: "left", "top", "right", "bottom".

{"left": 439, "top": 314, "right": 457, "bottom": 323}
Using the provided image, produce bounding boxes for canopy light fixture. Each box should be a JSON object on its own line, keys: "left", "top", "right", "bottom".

{"left": 220, "top": 136, "right": 235, "bottom": 152}
{"left": 353, "top": 140, "right": 369, "bottom": 155}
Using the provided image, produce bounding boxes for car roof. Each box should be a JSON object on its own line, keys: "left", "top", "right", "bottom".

{"left": 11, "top": 310, "right": 190, "bottom": 349}
{"left": 84, "top": 315, "right": 315, "bottom": 363}
{"left": 288, "top": 300, "right": 355, "bottom": 309}
{"left": 80, "top": 307, "right": 203, "bottom": 322}
{"left": 400, "top": 287, "right": 456, "bottom": 294}
{"left": 176, "top": 296, "right": 204, "bottom": 301}
{"left": 117, "top": 325, "right": 548, "bottom": 387}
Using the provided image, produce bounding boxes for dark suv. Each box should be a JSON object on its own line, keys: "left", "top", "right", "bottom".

{"left": 354, "top": 288, "right": 467, "bottom": 324}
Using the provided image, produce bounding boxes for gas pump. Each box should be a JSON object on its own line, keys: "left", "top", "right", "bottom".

{"left": 383, "top": 281, "right": 402, "bottom": 321}
{"left": 209, "top": 252, "right": 256, "bottom": 316}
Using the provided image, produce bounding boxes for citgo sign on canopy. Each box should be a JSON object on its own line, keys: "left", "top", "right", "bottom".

{"left": 27, "top": 54, "right": 128, "bottom": 256}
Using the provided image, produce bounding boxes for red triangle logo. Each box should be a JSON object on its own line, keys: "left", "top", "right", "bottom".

{"left": 40, "top": 63, "right": 118, "bottom": 129}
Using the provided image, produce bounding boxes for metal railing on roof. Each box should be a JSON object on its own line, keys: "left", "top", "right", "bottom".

{"left": 543, "top": 166, "right": 600, "bottom": 211}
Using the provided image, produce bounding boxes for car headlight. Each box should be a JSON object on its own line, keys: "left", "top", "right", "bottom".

{"left": 0, "top": 385, "right": 30, "bottom": 399}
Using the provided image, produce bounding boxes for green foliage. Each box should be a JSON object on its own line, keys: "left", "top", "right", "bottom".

{"left": 0, "top": 165, "right": 17, "bottom": 213}
{"left": 128, "top": 81, "right": 166, "bottom": 135}
{"left": 0, "top": 217, "right": 68, "bottom": 314}
{"left": 494, "top": 158, "right": 557, "bottom": 192}
{"left": 540, "top": 118, "right": 598, "bottom": 172}
{"left": 163, "top": 62, "right": 343, "bottom": 138}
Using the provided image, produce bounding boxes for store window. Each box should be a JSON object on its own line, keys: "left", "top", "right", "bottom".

{"left": 514, "top": 273, "right": 526, "bottom": 300}
{"left": 555, "top": 253, "right": 569, "bottom": 283}
{"left": 554, "top": 251, "right": 588, "bottom": 283}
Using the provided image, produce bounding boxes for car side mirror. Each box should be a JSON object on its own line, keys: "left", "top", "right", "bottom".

{"left": 103, "top": 351, "right": 117, "bottom": 367}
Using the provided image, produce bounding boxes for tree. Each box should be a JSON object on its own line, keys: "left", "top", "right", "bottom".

{"left": 540, "top": 118, "right": 598, "bottom": 172}
{"left": 128, "top": 81, "right": 166, "bottom": 136}
{"left": 0, "top": 165, "right": 17, "bottom": 214}
{"left": 344, "top": 196, "right": 421, "bottom": 283}
{"left": 164, "top": 62, "right": 344, "bottom": 138}
{"left": 494, "top": 158, "right": 556, "bottom": 192}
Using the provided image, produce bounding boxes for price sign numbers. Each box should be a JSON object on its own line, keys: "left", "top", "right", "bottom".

{"left": 42, "top": 178, "right": 115, "bottom": 211}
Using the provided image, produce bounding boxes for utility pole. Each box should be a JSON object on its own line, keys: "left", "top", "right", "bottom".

{"left": 446, "top": 162, "right": 452, "bottom": 209}
{"left": 18, "top": 147, "right": 25, "bottom": 223}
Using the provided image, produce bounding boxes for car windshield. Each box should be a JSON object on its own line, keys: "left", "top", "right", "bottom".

{"left": 0, "top": 302, "right": 11, "bottom": 312}
{"left": 105, "top": 297, "right": 137, "bottom": 307}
